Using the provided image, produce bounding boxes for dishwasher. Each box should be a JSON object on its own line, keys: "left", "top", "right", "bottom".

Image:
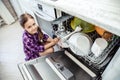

{"left": 17, "top": 1, "right": 120, "bottom": 79}
{"left": 18, "top": 13, "right": 120, "bottom": 80}
{"left": 46, "top": 14, "right": 120, "bottom": 80}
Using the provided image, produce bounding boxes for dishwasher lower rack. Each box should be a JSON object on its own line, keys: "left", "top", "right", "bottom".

{"left": 70, "top": 31, "right": 120, "bottom": 71}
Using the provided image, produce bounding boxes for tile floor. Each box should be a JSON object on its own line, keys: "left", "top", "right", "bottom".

{"left": 0, "top": 21, "right": 25, "bottom": 80}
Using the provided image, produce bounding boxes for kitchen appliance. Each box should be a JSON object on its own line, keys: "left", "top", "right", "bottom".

{"left": 45, "top": 15, "right": 120, "bottom": 80}
{"left": 18, "top": 13, "right": 120, "bottom": 80}
{"left": 30, "top": 0, "right": 55, "bottom": 37}
{"left": 18, "top": 0, "right": 120, "bottom": 80}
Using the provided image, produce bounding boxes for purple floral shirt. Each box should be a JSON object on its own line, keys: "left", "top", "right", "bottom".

{"left": 23, "top": 30, "right": 49, "bottom": 61}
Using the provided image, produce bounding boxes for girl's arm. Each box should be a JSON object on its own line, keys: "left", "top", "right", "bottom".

{"left": 47, "top": 37, "right": 54, "bottom": 42}
{"left": 44, "top": 37, "right": 59, "bottom": 49}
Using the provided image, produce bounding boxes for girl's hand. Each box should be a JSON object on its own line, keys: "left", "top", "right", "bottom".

{"left": 44, "top": 37, "right": 60, "bottom": 50}
{"left": 54, "top": 38, "right": 60, "bottom": 43}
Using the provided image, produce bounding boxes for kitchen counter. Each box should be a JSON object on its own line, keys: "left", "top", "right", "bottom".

{"left": 37, "top": 0, "right": 120, "bottom": 36}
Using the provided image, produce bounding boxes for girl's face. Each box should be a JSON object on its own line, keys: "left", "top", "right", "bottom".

{"left": 24, "top": 18, "right": 38, "bottom": 34}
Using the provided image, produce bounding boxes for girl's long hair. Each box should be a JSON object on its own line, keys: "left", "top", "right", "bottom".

{"left": 37, "top": 27, "right": 44, "bottom": 42}
{"left": 19, "top": 13, "right": 44, "bottom": 41}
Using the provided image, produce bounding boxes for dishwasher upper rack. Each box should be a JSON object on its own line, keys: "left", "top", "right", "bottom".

{"left": 81, "top": 31, "right": 120, "bottom": 69}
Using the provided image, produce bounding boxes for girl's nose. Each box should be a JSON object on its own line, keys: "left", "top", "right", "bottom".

{"left": 33, "top": 25, "right": 36, "bottom": 29}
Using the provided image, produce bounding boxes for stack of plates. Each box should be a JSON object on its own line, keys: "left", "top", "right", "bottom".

{"left": 68, "top": 32, "right": 93, "bottom": 56}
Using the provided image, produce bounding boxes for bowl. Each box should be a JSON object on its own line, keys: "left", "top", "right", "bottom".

{"left": 70, "top": 17, "right": 95, "bottom": 33}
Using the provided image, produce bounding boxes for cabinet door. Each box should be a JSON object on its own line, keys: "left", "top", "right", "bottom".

{"left": 102, "top": 47, "right": 120, "bottom": 80}
{"left": 10, "top": 0, "right": 23, "bottom": 17}
{"left": 0, "top": 0, "right": 15, "bottom": 24}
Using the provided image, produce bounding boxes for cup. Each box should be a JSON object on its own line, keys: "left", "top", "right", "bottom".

{"left": 91, "top": 38, "right": 108, "bottom": 57}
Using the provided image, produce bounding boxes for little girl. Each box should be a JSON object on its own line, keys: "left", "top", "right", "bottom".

{"left": 19, "top": 13, "right": 59, "bottom": 61}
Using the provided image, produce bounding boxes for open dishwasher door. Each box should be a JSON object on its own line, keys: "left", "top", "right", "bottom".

{"left": 18, "top": 49, "right": 95, "bottom": 80}
{"left": 18, "top": 51, "right": 63, "bottom": 80}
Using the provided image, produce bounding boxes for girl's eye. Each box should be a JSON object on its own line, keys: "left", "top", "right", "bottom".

{"left": 28, "top": 26, "right": 31, "bottom": 29}
{"left": 33, "top": 23, "right": 35, "bottom": 26}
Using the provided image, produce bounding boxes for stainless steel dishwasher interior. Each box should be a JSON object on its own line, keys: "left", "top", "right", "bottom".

{"left": 53, "top": 14, "right": 120, "bottom": 76}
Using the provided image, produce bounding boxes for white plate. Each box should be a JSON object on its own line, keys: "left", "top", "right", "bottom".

{"left": 68, "top": 33, "right": 92, "bottom": 56}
